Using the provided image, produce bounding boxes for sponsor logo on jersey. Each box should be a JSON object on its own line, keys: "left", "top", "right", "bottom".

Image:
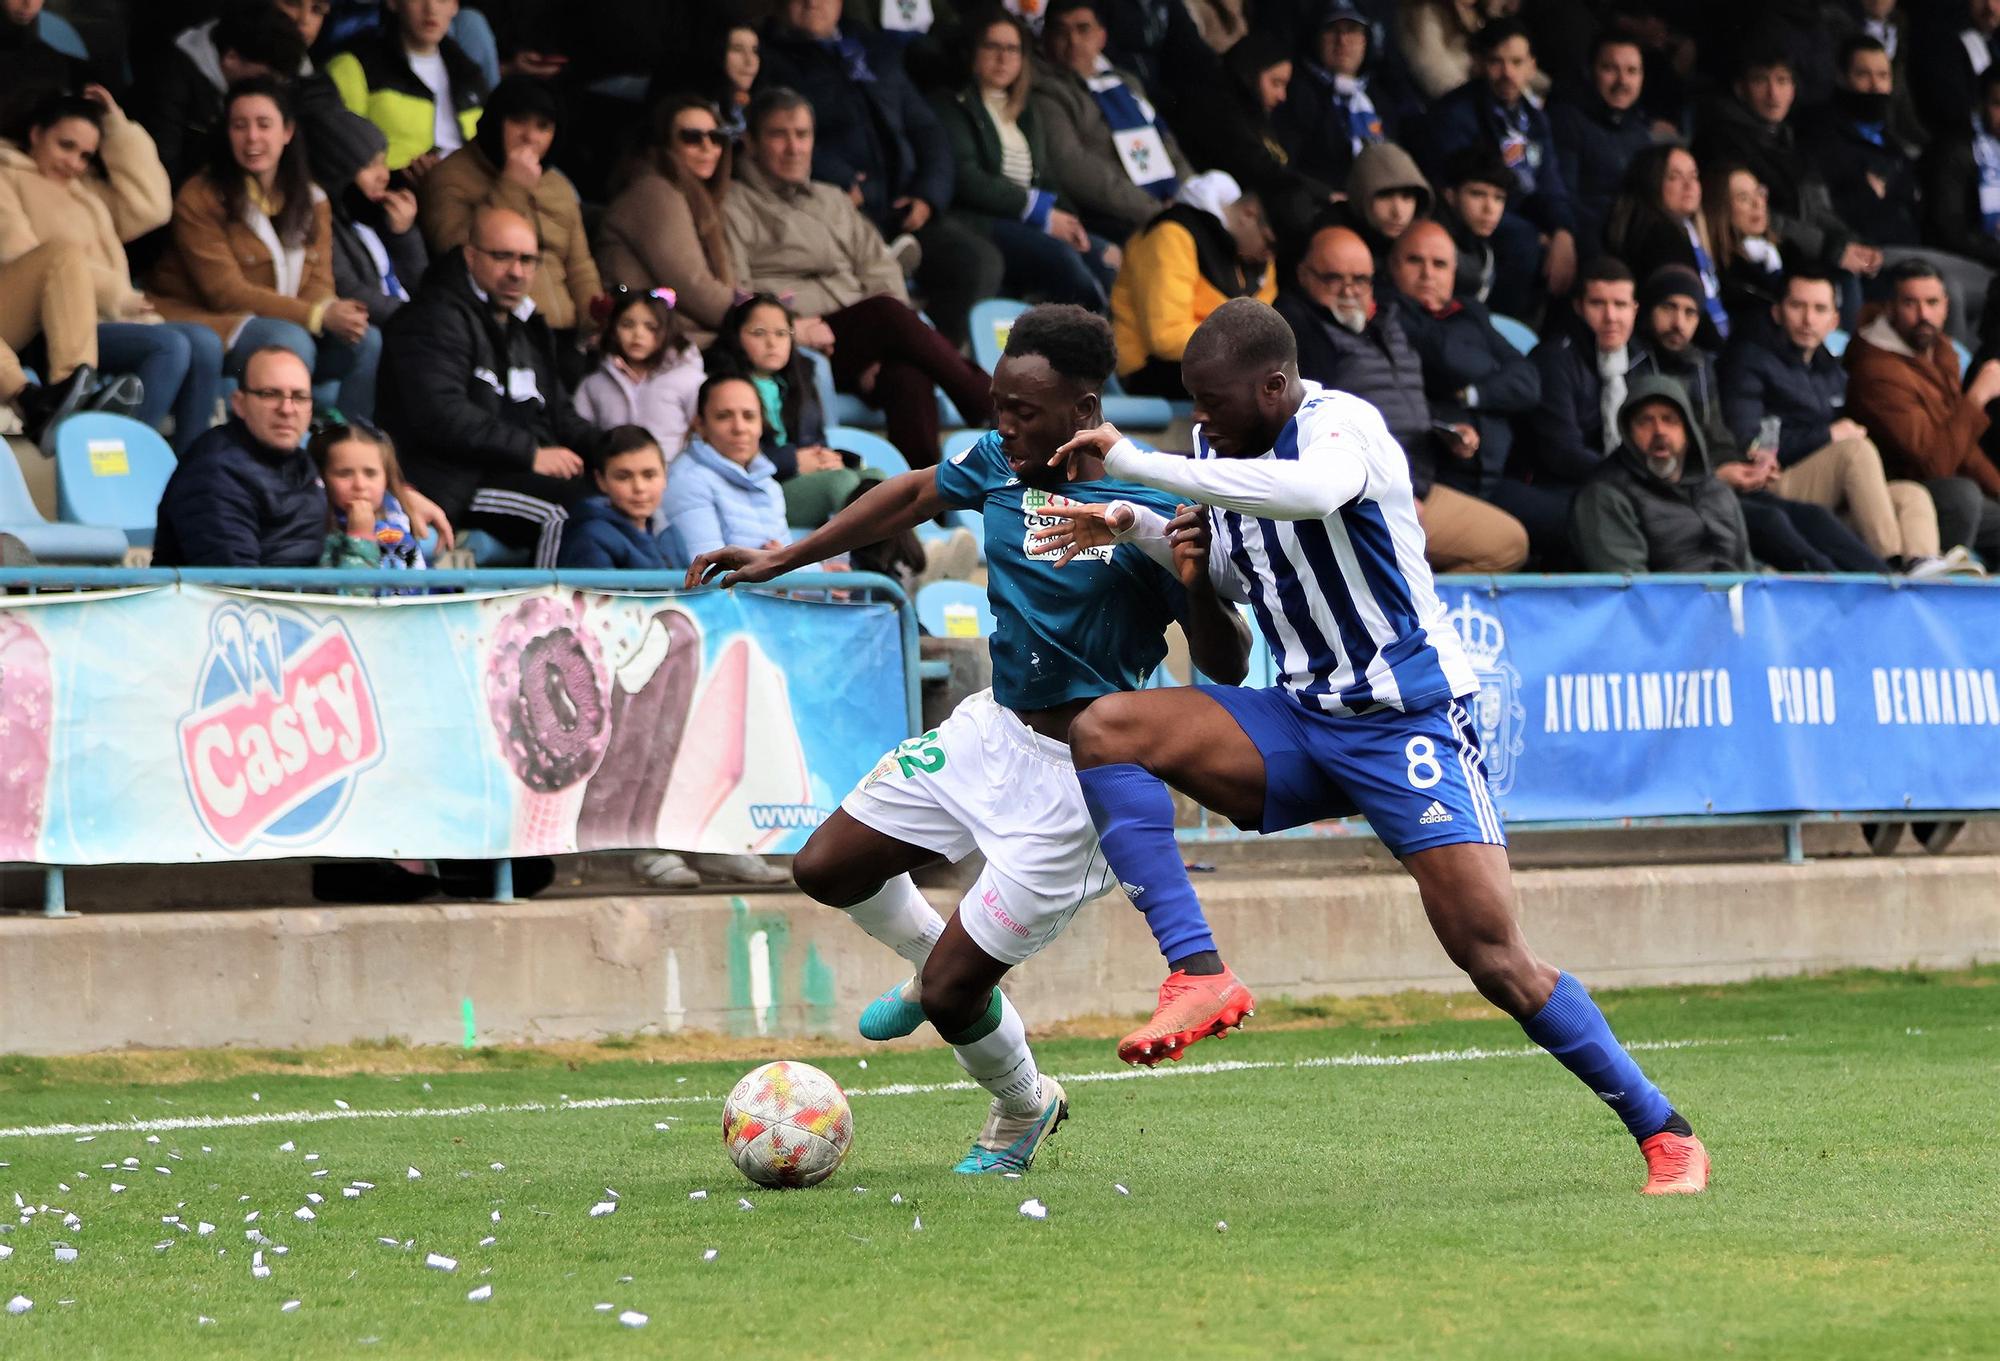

{"left": 1021, "top": 487, "right": 1113, "bottom": 563}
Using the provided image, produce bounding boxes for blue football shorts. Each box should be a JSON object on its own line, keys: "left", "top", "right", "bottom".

{"left": 1196, "top": 685, "right": 1508, "bottom": 857}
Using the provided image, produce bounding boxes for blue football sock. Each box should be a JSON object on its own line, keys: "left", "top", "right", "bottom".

{"left": 1076, "top": 762, "right": 1217, "bottom": 965}
{"left": 1519, "top": 972, "right": 1674, "bottom": 1140}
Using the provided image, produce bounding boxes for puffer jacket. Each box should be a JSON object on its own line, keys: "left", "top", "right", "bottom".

{"left": 1276, "top": 288, "right": 1437, "bottom": 493}
{"left": 325, "top": 29, "right": 487, "bottom": 173}
{"left": 1394, "top": 291, "right": 1540, "bottom": 495}
{"left": 153, "top": 416, "right": 325, "bottom": 568}
{"left": 1571, "top": 373, "right": 1753, "bottom": 573}
{"left": 1111, "top": 204, "right": 1277, "bottom": 378}
{"left": 557, "top": 496, "right": 673, "bottom": 570}
{"left": 0, "top": 105, "right": 171, "bottom": 318}
{"left": 572, "top": 348, "right": 705, "bottom": 460}
{"left": 1718, "top": 314, "right": 1846, "bottom": 466}
{"left": 1547, "top": 86, "right": 1654, "bottom": 254}
{"left": 658, "top": 437, "right": 787, "bottom": 561}
{"left": 1693, "top": 93, "right": 1852, "bottom": 267}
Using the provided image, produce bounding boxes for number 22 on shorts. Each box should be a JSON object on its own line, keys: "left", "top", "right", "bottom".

{"left": 894, "top": 730, "right": 947, "bottom": 779}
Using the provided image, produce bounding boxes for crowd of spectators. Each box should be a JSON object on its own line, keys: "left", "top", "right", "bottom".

{"left": 6, "top": 0, "right": 2000, "bottom": 579}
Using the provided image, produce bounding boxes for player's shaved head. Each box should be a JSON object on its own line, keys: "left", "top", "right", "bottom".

{"left": 1181, "top": 299, "right": 1302, "bottom": 459}
{"left": 1003, "top": 304, "right": 1115, "bottom": 392}
{"left": 1184, "top": 297, "right": 1297, "bottom": 376}
{"left": 992, "top": 305, "right": 1110, "bottom": 487}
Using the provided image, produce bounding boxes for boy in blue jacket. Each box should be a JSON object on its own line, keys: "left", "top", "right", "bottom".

{"left": 557, "top": 425, "right": 671, "bottom": 570}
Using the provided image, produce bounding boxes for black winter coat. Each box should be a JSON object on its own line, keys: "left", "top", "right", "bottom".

{"left": 1519, "top": 325, "right": 1618, "bottom": 488}
{"left": 1393, "top": 292, "right": 1541, "bottom": 496}
{"left": 1920, "top": 129, "right": 2000, "bottom": 269}
{"left": 1547, "top": 88, "right": 1654, "bottom": 255}
{"left": 1718, "top": 316, "right": 1846, "bottom": 466}
{"left": 152, "top": 417, "right": 325, "bottom": 568}
{"left": 1802, "top": 113, "right": 1922, "bottom": 248}
{"left": 1276, "top": 289, "right": 1437, "bottom": 493}
{"left": 377, "top": 250, "right": 603, "bottom": 522}
{"left": 1692, "top": 95, "right": 1852, "bottom": 266}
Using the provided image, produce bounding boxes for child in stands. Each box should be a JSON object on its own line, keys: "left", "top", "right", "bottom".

{"left": 311, "top": 421, "right": 427, "bottom": 573}
{"left": 557, "top": 425, "right": 673, "bottom": 570}
{"left": 574, "top": 286, "right": 704, "bottom": 460}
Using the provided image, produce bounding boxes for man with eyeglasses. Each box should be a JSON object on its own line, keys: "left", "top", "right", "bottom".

{"left": 1275, "top": 223, "right": 1527, "bottom": 573}
{"left": 378, "top": 205, "right": 604, "bottom": 567}
{"left": 153, "top": 344, "right": 451, "bottom": 566}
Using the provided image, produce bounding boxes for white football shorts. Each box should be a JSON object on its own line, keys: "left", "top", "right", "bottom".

{"left": 840, "top": 688, "right": 1118, "bottom": 966}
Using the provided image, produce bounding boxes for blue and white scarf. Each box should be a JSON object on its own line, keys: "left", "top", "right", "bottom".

{"left": 1973, "top": 113, "right": 2000, "bottom": 236}
{"left": 1086, "top": 58, "right": 1178, "bottom": 198}
{"left": 1489, "top": 95, "right": 1541, "bottom": 196}
{"left": 1683, "top": 220, "right": 1730, "bottom": 340}
{"left": 1309, "top": 65, "right": 1382, "bottom": 156}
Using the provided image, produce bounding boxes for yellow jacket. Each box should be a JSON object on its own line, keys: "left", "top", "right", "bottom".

{"left": 325, "top": 34, "right": 485, "bottom": 173}
{"left": 1112, "top": 207, "right": 1275, "bottom": 377}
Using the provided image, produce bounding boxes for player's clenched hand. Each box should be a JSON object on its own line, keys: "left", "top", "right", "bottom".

{"left": 685, "top": 546, "right": 785, "bottom": 589}
{"left": 1052, "top": 421, "right": 1125, "bottom": 480}
{"left": 1026, "top": 500, "right": 1133, "bottom": 567}
{"left": 1168, "top": 503, "right": 1210, "bottom": 589}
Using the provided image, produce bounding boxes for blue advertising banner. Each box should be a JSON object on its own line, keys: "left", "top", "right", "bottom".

{"left": 0, "top": 585, "right": 907, "bottom": 865}
{"left": 1441, "top": 578, "right": 2000, "bottom": 821}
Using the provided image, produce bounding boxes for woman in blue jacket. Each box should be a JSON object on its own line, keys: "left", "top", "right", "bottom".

{"left": 658, "top": 375, "right": 788, "bottom": 565}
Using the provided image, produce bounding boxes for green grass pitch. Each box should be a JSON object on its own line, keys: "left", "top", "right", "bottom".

{"left": 0, "top": 968, "right": 1995, "bottom": 1360}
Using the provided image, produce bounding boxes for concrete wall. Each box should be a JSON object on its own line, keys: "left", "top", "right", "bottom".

{"left": 3, "top": 856, "right": 1995, "bottom": 1055}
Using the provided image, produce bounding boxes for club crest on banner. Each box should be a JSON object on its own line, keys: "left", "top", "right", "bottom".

{"left": 1448, "top": 593, "right": 1524, "bottom": 795}
{"left": 177, "top": 604, "right": 383, "bottom": 851}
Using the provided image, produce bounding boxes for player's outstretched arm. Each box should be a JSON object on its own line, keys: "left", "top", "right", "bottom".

{"left": 685, "top": 468, "right": 950, "bottom": 589}
{"left": 1025, "top": 499, "right": 1170, "bottom": 567}
{"left": 1065, "top": 432, "right": 1366, "bottom": 522}
{"left": 1171, "top": 505, "right": 1252, "bottom": 685}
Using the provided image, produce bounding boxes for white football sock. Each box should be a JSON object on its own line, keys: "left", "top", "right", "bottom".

{"left": 951, "top": 992, "right": 1044, "bottom": 1116}
{"left": 841, "top": 873, "right": 945, "bottom": 967}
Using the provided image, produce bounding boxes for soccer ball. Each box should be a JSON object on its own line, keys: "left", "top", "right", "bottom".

{"left": 721, "top": 1061, "right": 854, "bottom": 1188}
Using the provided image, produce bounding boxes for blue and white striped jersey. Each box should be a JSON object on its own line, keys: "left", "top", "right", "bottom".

{"left": 1182, "top": 382, "right": 1479, "bottom": 716}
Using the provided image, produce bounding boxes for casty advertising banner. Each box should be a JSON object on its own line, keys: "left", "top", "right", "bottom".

{"left": 0, "top": 585, "right": 906, "bottom": 866}
{"left": 1444, "top": 578, "right": 2000, "bottom": 821}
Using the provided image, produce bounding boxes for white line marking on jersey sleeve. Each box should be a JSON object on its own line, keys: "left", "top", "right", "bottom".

{"left": 0, "top": 1036, "right": 1781, "bottom": 1141}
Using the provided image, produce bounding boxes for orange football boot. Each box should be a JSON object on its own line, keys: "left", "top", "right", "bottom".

{"left": 1639, "top": 1130, "right": 1710, "bottom": 1194}
{"left": 1117, "top": 964, "right": 1256, "bottom": 1066}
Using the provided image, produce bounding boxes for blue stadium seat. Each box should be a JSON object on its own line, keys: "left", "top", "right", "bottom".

{"left": 1491, "top": 314, "right": 1538, "bottom": 356}
{"left": 51, "top": 413, "right": 176, "bottom": 549}
{"left": 0, "top": 440, "right": 127, "bottom": 563}
{"left": 970, "top": 297, "right": 1029, "bottom": 372}
{"left": 916, "top": 580, "right": 995, "bottom": 638}
{"left": 824, "top": 426, "right": 910, "bottom": 475}
{"left": 1825, "top": 328, "right": 1850, "bottom": 357}
{"left": 461, "top": 529, "right": 530, "bottom": 567}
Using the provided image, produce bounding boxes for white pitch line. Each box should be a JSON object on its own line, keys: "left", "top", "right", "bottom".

{"left": 0, "top": 1035, "right": 1778, "bottom": 1142}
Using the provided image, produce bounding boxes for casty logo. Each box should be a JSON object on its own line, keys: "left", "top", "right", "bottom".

{"left": 177, "top": 604, "right": 383, "bottom": 851}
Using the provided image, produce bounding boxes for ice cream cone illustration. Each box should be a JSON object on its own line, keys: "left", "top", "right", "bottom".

{"left": 654, "top": 635, "right": 813, "bottom": 853}
{"left": 483, "top": 594, "right": 613, "bottom": 854}
{"left": 0, "top": 613, "right": 53, "bottom": 862}
{"left": 578, "top": 608, "right": 702, "bottom": 849}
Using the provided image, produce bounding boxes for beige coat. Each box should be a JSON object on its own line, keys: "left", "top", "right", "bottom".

{"left": 150, "top": 175, "right": 335, "bottom": 341}
{"left": 598, "top": 166, "right": 737, "bottom": 336}
{"left": 419, "top": 143, "right": 601, "bottom": 332}
{"left": 723, "top": 158, "right": 907, "bottom": 321}
{"left": 0, "top": 107, "right": 171, "bottom": 320}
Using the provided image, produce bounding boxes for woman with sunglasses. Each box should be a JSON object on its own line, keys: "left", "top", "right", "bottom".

{"left": 418, "top": 75, "right": 601, "bottom": 342}
{"left": 599, "top": 95, "right": 739, "bottom": 344}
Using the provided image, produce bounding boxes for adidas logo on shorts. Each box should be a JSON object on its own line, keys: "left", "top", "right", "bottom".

{"left": 1418, "top": 800, "right": 1452, "bottom": 826}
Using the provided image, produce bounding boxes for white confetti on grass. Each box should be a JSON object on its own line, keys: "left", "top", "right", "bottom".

{"left": 687, "top": 1190, "right": 707, "bottom": 1201}
{"left": 0, "top": 1246, "right": 10, "bottom": 1261}
{"left": 407, "top": 1167, "right": 422, "bottom": 1180}
{"left": 1114, "top": 1184, "right": 1130, "bottom": 1196}
{"left": 594, "top": 1303, "right": 615, "bottom": 1312}
{"left": 53, "top": 1247, "right": 77, "bottom": 1263}
{"left": 466, "top": 1285, "right": 492, "bottom": 1302}
{"left": 589, "top": 1202, "right": 617, "bottom": 1218}
{"left": 293, "top": 1207, "right": 315, "bottom": 1222}
{"left": 425, "top": 1254, "right": 457, "bottom": 1272}
{"left": 701, "top": 1249, "right": 717, "bottom": 1262}
{"left": 7, "top": 1296, "right": 31, "bottom": 1315}
{"left": 1019, "top": 1199, "right": 1048, "bottom": 1220}
{"left": 281, "top": 1300, "right": 300, "bottom": 1313}
{"left": 619, "top": 1311, "right": 648, "bottom": 1328}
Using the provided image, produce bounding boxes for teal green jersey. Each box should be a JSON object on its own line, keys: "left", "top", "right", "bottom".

{"left": 935, "top": 431, "right": 1188, "bottom": 712}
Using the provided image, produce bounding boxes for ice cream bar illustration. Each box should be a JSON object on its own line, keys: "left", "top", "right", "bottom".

{"left": 653, "top": 635, "right": 812, "bottom": 853}
{"left": 483, "top": 594, "right": 613, "bottom": 854}
{"left": 577, "top": 608, "right": 702, "bottom": 849}
{"left": 0, "top": 614, "right": 52, "bottom": 862}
